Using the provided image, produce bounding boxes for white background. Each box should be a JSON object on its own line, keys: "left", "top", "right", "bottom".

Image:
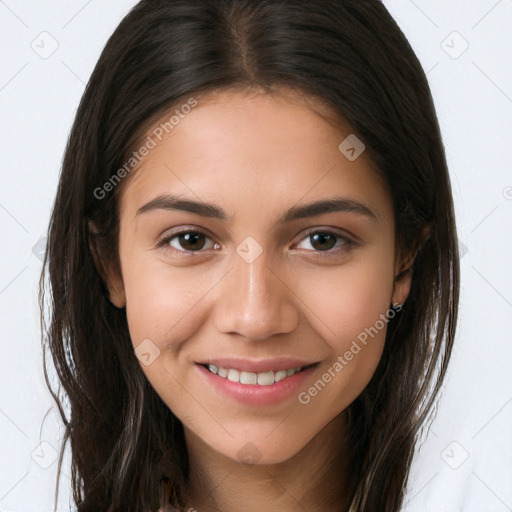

{"left": 0, "top": 1, "right": 511, "bottom": 511}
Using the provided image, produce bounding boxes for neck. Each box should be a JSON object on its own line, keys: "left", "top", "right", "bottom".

{"left": 182, "top": 412, "right": 351, "bottom": 512}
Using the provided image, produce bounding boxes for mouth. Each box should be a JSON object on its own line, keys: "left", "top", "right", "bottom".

{"left": 194, "top": 360, "right": 321, "bottom": 406}
{"left": 199, "top": 362, "right": 319, "bottom": 386}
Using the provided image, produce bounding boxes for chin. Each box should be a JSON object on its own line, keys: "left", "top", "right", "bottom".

{"left": 208, "top": 430, "right": 312, "bottom": 466}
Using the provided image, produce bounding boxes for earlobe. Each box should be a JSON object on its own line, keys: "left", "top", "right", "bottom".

{"left": 87, "top": 220, "right": 126, "bottom": 309}
{"left": 391, "top": 244, "right": 418, "bottom": 306}
{"left": 391, "top": 266, "right": 413, "bottom": 307}
{"left": 106, "top": 279, "right": 126, "bottom": 309}
{"left": 391, "top": 222, "right": 432, "bottom": 306}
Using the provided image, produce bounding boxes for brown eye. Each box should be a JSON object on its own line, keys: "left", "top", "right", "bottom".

{"left": 309, "top": 232, "right": 337, "bottom": 251}
{"left": 175, "top": 232, "right": 207, "bottom": 251}
{"left": 158, "top": 229, "right": 217, "bottom": 254}
{"left": 294, "top": 229, "right": 355, "bottom": 256}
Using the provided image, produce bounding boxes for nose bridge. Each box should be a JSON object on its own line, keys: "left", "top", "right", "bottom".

{"left": 241, "top": 247, "right": 274, "bottom": 305}
{"left": 214, "top": 238, "right": 298, "bottom": 340}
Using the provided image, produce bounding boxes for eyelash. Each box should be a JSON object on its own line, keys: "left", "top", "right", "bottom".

{"left": 156, "top": 227, "right": 357, "bottom": 259}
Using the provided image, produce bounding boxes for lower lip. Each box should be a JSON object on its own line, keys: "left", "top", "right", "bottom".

{"left": 194, "top": 363, "right": 320, "bottom": 406}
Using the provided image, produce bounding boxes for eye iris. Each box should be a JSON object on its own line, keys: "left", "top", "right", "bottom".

{"left": 173, "top": 232, "right": 340, "bottom": 252}
{"left": 179, "top": 232, "right": 205, "bottom": 251}
{"left": 310, "top": 232, "right": 336, "bottom": 251}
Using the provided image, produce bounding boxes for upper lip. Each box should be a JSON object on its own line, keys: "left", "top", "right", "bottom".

{"left": 196, "top": 357, "right": 320, "bottom": 373}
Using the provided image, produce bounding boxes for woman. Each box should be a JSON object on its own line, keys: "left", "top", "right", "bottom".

{"left": 40, "top": 1, "right": 459, "bottom": 510}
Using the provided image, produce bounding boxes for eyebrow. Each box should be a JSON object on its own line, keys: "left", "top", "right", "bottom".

{"left": 136, "top": 194, "right": 379, "bottom": 223}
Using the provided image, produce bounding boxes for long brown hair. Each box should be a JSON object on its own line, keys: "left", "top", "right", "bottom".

{"left": 40, "top": 1, "right": 460, "bottom": 510}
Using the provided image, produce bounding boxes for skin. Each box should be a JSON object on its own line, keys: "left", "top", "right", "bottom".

{"left": 103, "top": 87, "right": 413, "bottom": 512}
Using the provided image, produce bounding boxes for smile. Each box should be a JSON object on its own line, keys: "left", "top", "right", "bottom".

{"left": 195, "top": 361, "right": 321, "bottom": 406}
{"left": 203, "top": 363, "right": 312, "bottom": 386}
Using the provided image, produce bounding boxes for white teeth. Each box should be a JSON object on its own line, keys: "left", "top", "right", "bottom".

{"left": 227, "top": 369, "right": 239, "bottom": 382}
{"left": 257, "top": 371, "right": 274, "bottom": 386}
{"left": 274, "top": 370, "right": 288, "bottom": 382}
{"left": 240, "top": 371, "right": 257, "bottom": 385}
{"left": 205, "top": 364, "right": 305, "bottom": 385}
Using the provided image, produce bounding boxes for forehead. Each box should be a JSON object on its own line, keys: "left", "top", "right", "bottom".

{"left": 118, "top": 87, "right": 392, "bottom": 224}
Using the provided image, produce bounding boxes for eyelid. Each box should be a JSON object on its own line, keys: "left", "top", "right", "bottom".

{"left": 156, "top": 225, "right": 358, "bottom": 256}
{"left": 155, "top": 226, "right": 217, "bottom": 252}
{"left": 295, "top": 226, "right": 358, "bottom": 244}
{"left": 291, "top": 227, "right": 357, "bottom": 256}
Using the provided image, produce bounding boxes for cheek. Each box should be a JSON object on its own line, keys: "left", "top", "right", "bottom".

{"left": 122, "top": 254, "right": 216, "bottom": 346}
{"left": 295, "top": 258, "right": 395, "bottom": 407}
{"left": 307, "top": 257, "right": 395, "bottom": 341}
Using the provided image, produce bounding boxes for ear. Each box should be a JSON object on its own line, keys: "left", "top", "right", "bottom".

{"left": 391, "top": 223, "right": 432, "bottom": 306}
{"left": 88, "top": 220, "right": 126, "bottom": 308}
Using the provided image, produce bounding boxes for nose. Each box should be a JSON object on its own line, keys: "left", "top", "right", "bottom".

{"left": 213, "top": 247, "right": 299, "bottom": 341}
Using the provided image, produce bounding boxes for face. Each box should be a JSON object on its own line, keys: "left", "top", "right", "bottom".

{"left": 106, "top": 88, "right": 411, "bottom": 465}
